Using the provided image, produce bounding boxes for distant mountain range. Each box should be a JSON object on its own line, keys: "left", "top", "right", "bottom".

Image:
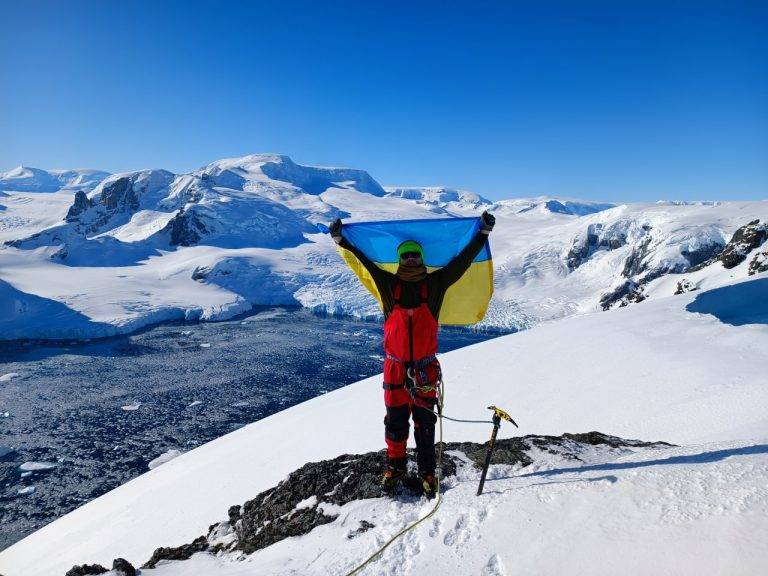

{"left": 1, "top": 154, "right": 766, "bottom": 340}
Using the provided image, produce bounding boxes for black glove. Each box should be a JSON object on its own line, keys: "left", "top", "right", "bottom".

{"left": 329, "top": 218, "right": 343, "bottom": 242}
{"left": 480, "top": 211, "right": 495, "bottom": 234}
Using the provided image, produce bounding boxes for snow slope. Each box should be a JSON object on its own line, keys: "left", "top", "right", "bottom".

{"left": 1, "top": 154, "right": 766, "bottom": 340}
{"left": 1, "top": 275, "right": 765, "bottom": 575}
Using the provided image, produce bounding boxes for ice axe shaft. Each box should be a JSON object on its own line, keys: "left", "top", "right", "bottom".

{"left": 477, "top": 405, "right": 518, "bottom": 496}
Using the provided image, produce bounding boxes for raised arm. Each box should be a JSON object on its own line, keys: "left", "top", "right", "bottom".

{"left": 330, "top": 219, "right": 395, "bottom": 286}
{"left": 430, "top": 212, "right": 494, "bottom": 288}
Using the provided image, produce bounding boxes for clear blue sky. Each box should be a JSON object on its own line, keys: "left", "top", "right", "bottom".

{"left": 1, "top": 0, "right": 766, "bottom": 201}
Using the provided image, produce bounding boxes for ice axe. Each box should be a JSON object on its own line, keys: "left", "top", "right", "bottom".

{"left": 477, "top": 405, "right": 518, "bottom": 496}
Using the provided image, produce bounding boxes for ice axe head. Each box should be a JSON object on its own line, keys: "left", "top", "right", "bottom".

{"left": 487, "top": 405, "right": 518, "bottom": 428}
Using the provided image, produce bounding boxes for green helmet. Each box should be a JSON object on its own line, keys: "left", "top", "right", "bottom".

{"left": 397, "top": 239, "right": 424, "bottom": 259}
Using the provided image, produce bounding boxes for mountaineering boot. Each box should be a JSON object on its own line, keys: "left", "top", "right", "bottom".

{"left": 381, "top": 458, "right": 407, "bottom": 492}
{"left": 420, "top": 472, "right": 438, "bottom": 499}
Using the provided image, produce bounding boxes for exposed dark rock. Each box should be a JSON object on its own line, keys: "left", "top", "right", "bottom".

{"left": 64, "top": 564, "right": 108, "bottom": 576}
{"left": 141, "top": 535, "right": 209, "bottom": 569}
{"left": 674, "top": 279, "right": 698, "bottom": 295}
{"left": 600, "top": 280, "right": 644, "bottom": 310}
{"left": 347, "top": 520, "right": 376, "bottom": 539}
{"left": 719, "top": 220, "right": 767, "bottom": 269}
{"left": 228, "top": 504, "right": 242, "bottom": 525}
{"left": 562, "top": 431, "right": 671, "bottom": 448}
{"left": 111, "top": 557, "right": 136, "bottom": 576}
{"left": 165, "top": 207, "right": 209, "bottom": 246}
{"left": 66, "top": 190, "right": 94, "bottom": 222}
{"left": 568, "top": 223, "right": 631, "bottom": 271}
{"left": 621, "top": 235, "right": 652, "bottom": 277}
{"left": 191, "top": 265, "right": 210, "bottom": 281}
{"left": 99, "top": 177, "right": 138, "bottom": 212}
{"left": 566, "top": 236, "right": 591, "bottom": 270}
{"left": 748, "top": 251, "right": 768, "bottom": 276}
{"left": 691, "top": 220, "right": 767, "bottom": 272}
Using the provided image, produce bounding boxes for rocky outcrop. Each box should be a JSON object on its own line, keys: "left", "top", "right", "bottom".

{"left": 111, "top": 558, "right": 136, "bottom": 576}
{"left": 567, "top": 222, "right": 634, "bottom": 271}
{"left": 65, "top": 191, "right": 95, "bottom": 222}
{"left": 748, "top": 251, "right": 768, "bottom": 276}
{"left": 691, "top": 219, "right": 768, "bottom": 272}
{"left": 718, "top": 220, "right": 767, "bottom": 269}
{"left": 64, "top": 564, "right": 107, "bottom": 576}
{"left": 98, "top": 177, "right": 138, "bottom": 212}
{"left": 121, "top": 432, "right": 671, "bottom": 570}
{"left": 164, "top": 207, "right": 209, "bottom": 246}
{"left": 674, "top": 279, "right": 698, "bottom": 295}
{"left": 600, "top": 280, "right": 646, "bottom": 310}
{"left": 65, "top": 558, "right": 135, "bottom": 576}
{"left": 141, "top": 535, "right": 209, "bottom": 569}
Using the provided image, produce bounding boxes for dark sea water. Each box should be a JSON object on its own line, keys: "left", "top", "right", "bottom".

{"left": 0, "top": 307, "right": 500, "bottom": 550}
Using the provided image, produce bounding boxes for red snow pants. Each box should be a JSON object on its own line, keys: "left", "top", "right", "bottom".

{"left": 382, "top": 282, "right": 440, "bottom": 474}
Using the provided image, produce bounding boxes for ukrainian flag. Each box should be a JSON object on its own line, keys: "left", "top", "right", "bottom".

{"left": 332, "top": 217, "right": 493, "bottom": 326}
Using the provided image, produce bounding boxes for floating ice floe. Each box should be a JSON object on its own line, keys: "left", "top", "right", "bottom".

{"left": 19, "top": 461, "right": 57, "bottom": 472}
{"left": 0, "top": 372, "right": 19, "bottom": 382}
{"left": 121, "top": 401, "right": 142, "bottom": 411}
{"left": 180, "top": 330, "right": 193, "bottom": 336}
{"left": 21, "top": 471, "right": 32, "bottom": 478}
{"left": 148, "top": 449, "right": 183, "bottom": 470}
{"left": 17, "top": 486, "right": 36, "bottom": 496}
{"left": 232, "top": 401, "right": 249, "bottom": 407}
{"left": 187, "top": 400, "right": 203, "bottom": 408}
{"left": 199, "top": 343, "right": 211, "bottom": 348}
{"left": 1, "top": 412, "right": 9, "bottom": 418}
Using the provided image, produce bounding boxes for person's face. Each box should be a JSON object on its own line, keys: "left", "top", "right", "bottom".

{"left": 400, "top": 251, "right": 423, "bottom": 267}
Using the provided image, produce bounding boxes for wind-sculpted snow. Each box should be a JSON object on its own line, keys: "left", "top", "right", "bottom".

{"left": 1, "top": 153, "right": 767, "bottom": 340}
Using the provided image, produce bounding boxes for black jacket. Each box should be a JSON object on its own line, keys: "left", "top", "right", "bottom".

{"left": 338, "top": 232, "right": 487, "bottom": 321}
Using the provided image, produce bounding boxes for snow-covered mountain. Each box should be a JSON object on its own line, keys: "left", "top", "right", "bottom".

{"left": 0, "top": 166, "right": 110, "bottom": 193}
{"left": 0, "top": 273, "right": 765, "bottom": 576}
{"left": 0, "top": 154, "right": 766, "bottom": 340}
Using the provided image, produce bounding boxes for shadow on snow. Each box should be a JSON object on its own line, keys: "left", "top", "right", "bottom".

{"left": 686, "top": 277, "right": 768, "bottom": 326}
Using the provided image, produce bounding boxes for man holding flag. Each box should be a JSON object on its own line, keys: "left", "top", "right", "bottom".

{"left": 329, "top": 211, "right": 495, "bottom": 496}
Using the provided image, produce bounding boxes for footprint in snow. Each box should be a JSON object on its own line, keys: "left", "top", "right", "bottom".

{"left": 481, "top": 553, "right": 507, "bottom": 576}
{"left": 443, "top": 508, "right": 489, "bottom": 546}
{"left": 429, "top": 517, "right": 442, "bottom": 538}
{"left": 443, "top": 513, "right": 470, "bottom": 546}
{"left": 385, "top": 529, "right": 423, "bottom": 574}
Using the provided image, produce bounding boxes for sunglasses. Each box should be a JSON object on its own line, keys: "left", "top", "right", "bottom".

{"left": 400, "top": 252, "right": 422, "bottom": 260}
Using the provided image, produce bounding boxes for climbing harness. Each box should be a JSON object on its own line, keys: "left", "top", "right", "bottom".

{"left": 344, "top": 374, "right": 518, "bottom": 576}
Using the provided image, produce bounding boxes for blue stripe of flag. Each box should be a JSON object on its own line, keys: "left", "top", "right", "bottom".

{"left": 340, "top": 217, "right": 489, "bottom": 267}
